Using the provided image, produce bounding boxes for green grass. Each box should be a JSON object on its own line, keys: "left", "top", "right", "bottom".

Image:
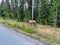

{"left": 23, "top": 28, "right": 36, "bottom": 34}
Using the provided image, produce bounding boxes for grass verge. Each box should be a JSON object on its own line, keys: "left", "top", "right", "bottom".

{"left": 0, "top": 17, "right": 60, "bottom": 45}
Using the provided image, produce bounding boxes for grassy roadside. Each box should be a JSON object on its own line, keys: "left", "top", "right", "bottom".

{"left": 0, "top": 17, "right": 60, "bottom": 45}
{"left": 0, "top": 17, "right": 36, "bottom": 34}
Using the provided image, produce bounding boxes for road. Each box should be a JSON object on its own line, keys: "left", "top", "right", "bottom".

{"left": 0, "top": 25, "right": 49, "bottom": 45}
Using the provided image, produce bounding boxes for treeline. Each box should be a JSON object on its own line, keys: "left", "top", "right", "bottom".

{"left": 0, "top": 0, "right": 60, "bottom": 27}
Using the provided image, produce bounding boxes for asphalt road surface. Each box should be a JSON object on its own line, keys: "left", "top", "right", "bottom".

{"left": 0, "top": 25, "right": 49, "bottom": 45}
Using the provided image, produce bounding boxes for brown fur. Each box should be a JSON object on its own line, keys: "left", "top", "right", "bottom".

{"left": 28, "top": 20, "right": 36, "bottom": 28}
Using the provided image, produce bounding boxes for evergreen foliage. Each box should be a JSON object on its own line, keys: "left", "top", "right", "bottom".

{"left": 0, "top": 0, "right": 60, "bottom": 27}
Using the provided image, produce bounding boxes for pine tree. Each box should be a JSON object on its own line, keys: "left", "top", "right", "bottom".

{"left": 24, "top": 0, "right": 30, "bottom": 21}
{"left": 14, "top": 0, "right": 19, "bottom": 20}
{"left": 50, "top": 0, "right": 58, "bottom": 27}
{"left": 56, "top": 0, "right": 60, "bottom": 26}
{"left": 28, "top": 0, "right": 32, "bottom": 20}
{"left": 0, "top": 0, "right": 7, "bottom": 19}
{"left": 19, "top": 0, "right": 24, "bottom": 22}
{"left": 34, "top": 0, "right": 39, "bottom": 20}
{"left": 37, "top": 0, "right": 50, "bottom": 25}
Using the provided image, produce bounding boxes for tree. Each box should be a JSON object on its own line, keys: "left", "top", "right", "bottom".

{"left": 24, "top": 0, "right": 30, "bottom": 21}
{"left": 49, "top": 0, "right": 58, "bottom": 27}
{"left": 33, "top": 0, "right": 39, "bottom": 20}
{"left": 37, "top": 0, "right": 50, "bottom": 25}
{"left": 19, "top": 0, "right": 24, "bottom": 22}
{"left": 0, "top": 0, "right": 8, "bottom": 19}
{"left": 14, "top": 0, "right": 19, "bottom": 20}
{"left": 5, "top": 0, "right": 10, "bottom": 12}
{"left": 27, "top": 0, "right": 32, "bottom": 20}
{"left": 5, "top": 0, "right": 11, "bottom": 19}
{"left": 56, "top": 0, "right": 60, "bottom": 26}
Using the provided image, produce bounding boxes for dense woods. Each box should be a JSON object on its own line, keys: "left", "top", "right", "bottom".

{"left": 0, "top": 0, "right": 60, "bottom": 27}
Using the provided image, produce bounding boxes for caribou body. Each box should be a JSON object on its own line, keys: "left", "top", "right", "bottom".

{"left": 28, "top": 20, "right": 37, "bottom": 28}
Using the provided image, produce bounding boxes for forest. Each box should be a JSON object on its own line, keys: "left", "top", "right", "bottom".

{"left": 0, "top": 0, "right": 60, "bottom": 45}
{"left": 0, "top": 0, "right": 60, "bottom": 27}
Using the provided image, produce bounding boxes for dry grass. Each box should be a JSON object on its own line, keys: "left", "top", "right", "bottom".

{"left": 35, "top": 24, "right": 60, "bottom": 44}
{"left": 37, "top": 25, "right": 60, "bottom": 39}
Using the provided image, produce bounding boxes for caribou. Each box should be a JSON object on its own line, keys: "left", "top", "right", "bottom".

{"left": 28, "top": 20, "right": 37, "bottom": 28}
